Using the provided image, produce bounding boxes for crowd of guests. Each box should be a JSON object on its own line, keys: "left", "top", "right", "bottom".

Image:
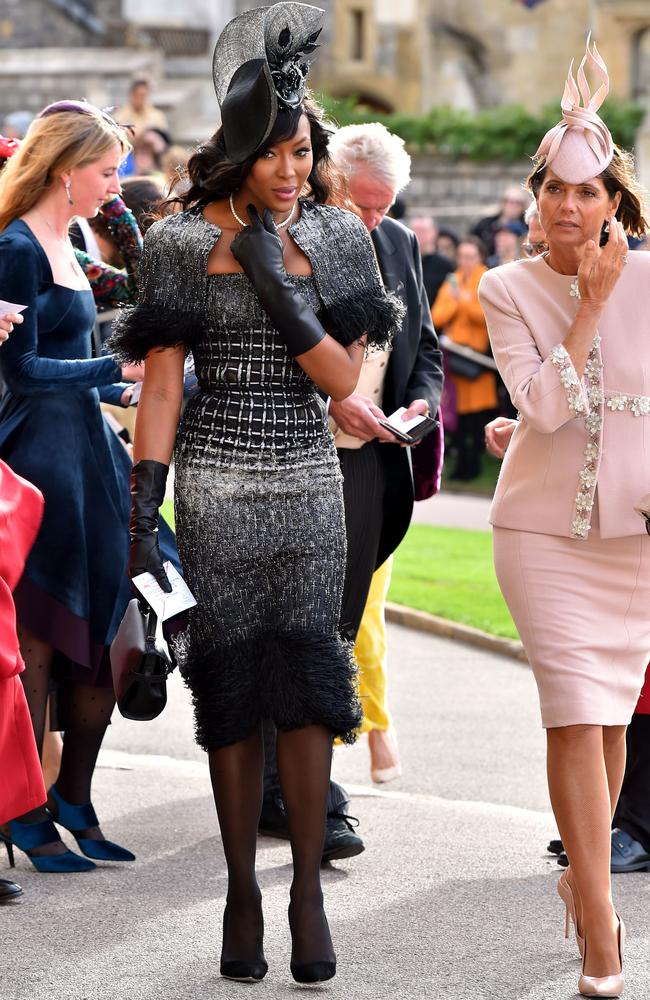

{"left": 1, "top": 7, "right": 650, "bottom": 998}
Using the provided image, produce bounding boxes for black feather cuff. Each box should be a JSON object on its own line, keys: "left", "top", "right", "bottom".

{"left": 108, "top": 302, "right": 201, "bottom": 364}
{"left": 325, "top": 288, "right": 406, "bottom": 349}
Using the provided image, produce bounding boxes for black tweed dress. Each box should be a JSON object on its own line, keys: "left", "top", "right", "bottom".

{"left": 110, "top": 202, "right": 403, "bottom": 750}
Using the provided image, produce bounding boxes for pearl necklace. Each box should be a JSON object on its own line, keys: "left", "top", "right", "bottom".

{"left": 34, "top": 210, "right": 83, "bottom": 278}
{"left": 229, "top": 192, "right": 295, "bottom": 231}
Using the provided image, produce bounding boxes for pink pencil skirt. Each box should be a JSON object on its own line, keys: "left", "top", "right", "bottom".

{"left": 493, "top": 525, "right": 650, "bottom": 728}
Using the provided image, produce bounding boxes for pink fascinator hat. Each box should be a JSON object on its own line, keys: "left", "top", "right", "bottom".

{"left": 534, "top": 34, "right": 613, "bottom": 184}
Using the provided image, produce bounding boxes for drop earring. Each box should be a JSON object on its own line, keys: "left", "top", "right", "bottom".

{"left": 64, "top": 179, "right": 74, "bottom": 206}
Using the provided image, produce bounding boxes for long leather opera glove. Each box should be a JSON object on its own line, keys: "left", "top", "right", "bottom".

{"left": 230, "top": 205, "right": 327, "bottom": 357}
{"left": 128, "top": 459, "right": 172, "bottom": 593}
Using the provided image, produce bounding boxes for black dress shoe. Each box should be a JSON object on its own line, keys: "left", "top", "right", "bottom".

{"left": 259, "top": 791, "right": 365, "bottom": 863}
{"left": 547, "top": 838, "right": 564, "bottom": 856}
{"left": 322, "top": 812, "right": 364, "bottom": 863}
{"left": 611, "top": 828, "right": 650, "bottom": 873}
{"left": 556, "top": 852, "right": 569, "bottom": 868}
{"left": 258, "top": 794, "right": 289, "bottom": 840}
{"left": 0, "top": 878, "right": 23, "bottom": 903}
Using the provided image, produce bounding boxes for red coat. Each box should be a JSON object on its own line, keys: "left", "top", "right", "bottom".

{"left": 635, "top": 662, "right": 650, "bottom": 715}
{"left": 0, "top": 460, "right": 46, "bottom": 824}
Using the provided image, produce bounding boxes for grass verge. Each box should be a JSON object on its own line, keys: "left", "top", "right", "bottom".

{"left": 163, "top": 499, "right": 515, "bottom": 640}
{"left": 389, "top": 523, "right": 517, "bottom": 640}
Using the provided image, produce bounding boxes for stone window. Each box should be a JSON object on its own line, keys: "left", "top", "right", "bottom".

{"left": 349, "top": 8, "right": 366, "bottom": 62}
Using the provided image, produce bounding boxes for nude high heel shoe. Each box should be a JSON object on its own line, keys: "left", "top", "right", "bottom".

{"left": 578, "top": 916, "right": 625, "bottom": 998}
{"left": 557, "top": 871, "right": 584, "bottom": 958}
{"left": 369, "top": 729, "right": 402, "bottom": 784}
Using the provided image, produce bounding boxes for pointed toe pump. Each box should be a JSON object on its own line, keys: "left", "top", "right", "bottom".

{"left": 219, "top": 959, "right": 268, "bottom": 983}
{"left": 1, "top": 819, "right": 96, "bottom": 873}
{"left": 219, "top": 902, "right": 268, "bottom": 983}
{"left": 557, "top": 871, "right": 584, "bottom": 958}
{"left": 578, "top": 917, "right": 625, "bottom": 998}
{"left": 48, "top": 785, "right": 135, "bottom": 862}
{"left": 290, "top": 960, "right": 336, "bottom": 985}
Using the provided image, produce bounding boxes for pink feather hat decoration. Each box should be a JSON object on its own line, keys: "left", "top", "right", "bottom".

{"left": 534, "top": 34, "right": 614, "bottom": 184}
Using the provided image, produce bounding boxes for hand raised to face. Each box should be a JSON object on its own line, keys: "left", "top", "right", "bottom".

{"left": 577, "top": 217, "right": 629, "bottom": 308}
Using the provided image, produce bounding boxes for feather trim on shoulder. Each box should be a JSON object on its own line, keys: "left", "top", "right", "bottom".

{"left": 108, "top": 303, "right": 201, "bottom": 363}
{"left": 290, "top": 202, "right": 404, "bottom": 349}
{"left": 107, "top": 212, "right": 206, "bottom": 362}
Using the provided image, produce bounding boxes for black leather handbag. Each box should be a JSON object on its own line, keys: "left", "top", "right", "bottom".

{"left": 110, "top": 598, "right": 173, "bottom": 721}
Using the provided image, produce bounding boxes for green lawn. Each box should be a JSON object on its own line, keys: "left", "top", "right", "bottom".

{"left": 389, "top": 523, "right": 518, "bottom": 639}
{"left": 163, "top": 498, "right": 516, "bottom": 640}
{"left": 161, "top": 498, "right": 174, "bottom": 529}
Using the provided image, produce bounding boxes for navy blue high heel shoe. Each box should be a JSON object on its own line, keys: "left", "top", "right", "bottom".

{"left": 48, "top": 785, "right": 135, "bottom": 862}
{"left": 0, "top": 819, "right": 96, "bottom": 873}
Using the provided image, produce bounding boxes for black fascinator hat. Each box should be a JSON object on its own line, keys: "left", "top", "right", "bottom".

{"left": 212, "top": 2, "right": 324, "bottom": 163}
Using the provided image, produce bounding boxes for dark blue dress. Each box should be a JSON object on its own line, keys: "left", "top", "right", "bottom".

{"left": 0, "top": 220, "right": 176, "bottom": 681}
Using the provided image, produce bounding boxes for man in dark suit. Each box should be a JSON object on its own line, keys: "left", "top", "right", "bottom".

{"left": 259, "top": 123, "right": 443, "bottom": 860}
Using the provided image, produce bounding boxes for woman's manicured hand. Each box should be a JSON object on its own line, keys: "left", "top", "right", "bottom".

{"left": 578, "top": 217, "right": 629, "bottom": 308}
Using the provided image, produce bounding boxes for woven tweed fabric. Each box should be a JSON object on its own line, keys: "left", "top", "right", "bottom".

{"left": 173, "top": 274, "right": 361, "bottom": 750}
{"left": 108, "top": 202, "right": 404, "bottom": 364}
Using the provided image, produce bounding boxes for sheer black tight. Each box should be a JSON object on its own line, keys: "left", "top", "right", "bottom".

{"left": 13, "top": 624, "right": 115, "bottom": 852}
{"left": 209, "top": 728, "right": 265, "bottom": 965}
{"left": 277, "top": 724, "right": 335, "bottom": 968}
{"left": 208, "top": 722, "right": 334, "bottom": 966}
{"left": 53, "top": 682, "right": 116, "bottom": 840}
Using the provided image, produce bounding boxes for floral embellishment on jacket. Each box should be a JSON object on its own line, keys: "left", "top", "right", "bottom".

{"left": 550, "top": 344, "right": 588, "bottom": 416}
{"left": 605, "top": 393, "right": 650, "bottom": 417}
{"left": 550, "top": 335, "right": 603, "bottom": 539}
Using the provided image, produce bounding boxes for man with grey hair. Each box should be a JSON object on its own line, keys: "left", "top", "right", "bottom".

{"left": 259, "top": 122, "right": 443, "bottom": 860}
{"left": 325, "top": 122, "right": 442, "bottom": 631}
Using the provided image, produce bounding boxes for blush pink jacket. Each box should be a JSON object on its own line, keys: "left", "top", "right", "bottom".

{"left": 478, "top": 251, "right": 650, "bottom": 539}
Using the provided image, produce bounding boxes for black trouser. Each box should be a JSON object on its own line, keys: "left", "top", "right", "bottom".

{"left": 338, "top": 443, "right": 388, "bottom": 640}
{"left": 613, "top": 714, "right": 650, "bottom": 852}
{"left": 451, "top": 409, "right": 495, "bottom": 481}
{"left": 263, "top": 442, "right": 388, "bottom": 806}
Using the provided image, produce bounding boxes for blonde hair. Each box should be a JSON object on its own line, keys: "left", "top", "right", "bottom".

{"left": 0, "top": 106, "right": 130, "bottom": 232}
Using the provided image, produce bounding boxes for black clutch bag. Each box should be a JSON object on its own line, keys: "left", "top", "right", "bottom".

{"left": 110, "top": 598, "right": 173, "bottom": 721}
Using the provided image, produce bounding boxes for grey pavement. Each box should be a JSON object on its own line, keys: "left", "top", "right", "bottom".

{"left": 412, "top": 490, "right": 491, "bottom": 531}
{"left": 3, "top": 625, "right": 649, "bottom": 1000}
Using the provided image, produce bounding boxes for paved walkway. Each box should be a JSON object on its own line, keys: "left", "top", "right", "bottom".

{"left": 412, "top": 490, "right": 491, "bottom": 531}
{"left": 4, "top": 625, "right": 649, "bottom": 999}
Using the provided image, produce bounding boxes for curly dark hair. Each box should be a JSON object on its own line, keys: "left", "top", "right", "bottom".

{"left": 526, "top": 145, "right": 649, "bottom": 239}
{"left": 171, "top": 95, "right": 333, "bottom": 211}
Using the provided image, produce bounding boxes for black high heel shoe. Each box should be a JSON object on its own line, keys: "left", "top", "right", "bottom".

{"left": 288, "top": 900, "right": 336, "bottom": 985}
{"left": 219, "top": 903, "right": 268, "bottom": 983}
{"left": 290, "top": 959, "right": 336, "bottom": 985}
{"left": 219, "top": 958, "right": 268, "bottom": 983}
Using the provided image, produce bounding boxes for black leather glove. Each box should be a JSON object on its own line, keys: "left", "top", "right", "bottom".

{"left": 230, "top": 205, "right": 326, "bottom": 358}
{"left": 128, "top": 459, "right": 172, "bottom": 593}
